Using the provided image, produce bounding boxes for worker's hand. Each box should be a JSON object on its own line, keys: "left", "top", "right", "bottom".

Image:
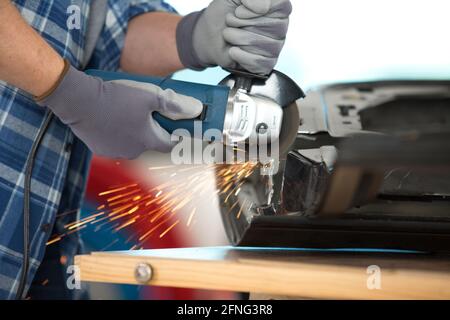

{"left": 36, "top": 61, "right": 203, "bottom": 159}
{"left": 176, "top": 0, "right": 292, "bottom": 75}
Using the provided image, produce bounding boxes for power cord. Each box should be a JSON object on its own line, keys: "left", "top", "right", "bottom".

{"left": 15, "top": 110, "right": 54, "bottom": 300}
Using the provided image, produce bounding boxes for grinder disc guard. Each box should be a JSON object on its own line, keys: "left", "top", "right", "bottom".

{"left": 278, "top": 102, "right": 300, "bottom": 157}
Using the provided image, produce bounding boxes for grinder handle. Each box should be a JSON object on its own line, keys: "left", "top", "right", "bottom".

{"left": 85, "top": 70, "right": 230, "bottom": 138}
{"left": 225, "top": 67, "right": 270, "bottom": 92}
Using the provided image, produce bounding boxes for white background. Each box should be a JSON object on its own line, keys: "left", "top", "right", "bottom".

{"left": 166, "top": 0, "right": 450, "bottom": 90}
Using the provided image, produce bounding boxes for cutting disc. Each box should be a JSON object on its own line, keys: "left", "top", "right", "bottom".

{"left": 278, "top": 102, "right": 300, "bottom": 155}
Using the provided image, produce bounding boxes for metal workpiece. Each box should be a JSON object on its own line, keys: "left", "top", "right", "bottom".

{"left": 218, "top": 80, "right": 450, "bottom": 252}
{"left": 280, "top": 148, "right": 334, "bottom": 215}
{"left": 299, "top": 80, "right": 450, "bottom": 138}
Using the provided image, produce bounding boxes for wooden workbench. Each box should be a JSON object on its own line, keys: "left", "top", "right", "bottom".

{"left": 75, "top": 247, "right": 450, "bottom": 299}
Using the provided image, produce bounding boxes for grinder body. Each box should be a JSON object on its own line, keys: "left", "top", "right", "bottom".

{"left": 86, "top": 70, "right": 230, "bottom": 137}
{"left": 86, "top": 69, "right": 304, "bottom": 152}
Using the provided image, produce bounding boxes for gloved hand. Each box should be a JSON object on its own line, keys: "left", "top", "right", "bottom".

{"left": 35, "top": 60, "right": 203, "bottom": 159}
{"left": 176, "top": 0, "right": 292, "bottom": 75}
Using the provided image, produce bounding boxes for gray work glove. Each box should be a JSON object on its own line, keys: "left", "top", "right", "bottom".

{"left": 176, "top": 0, "right": 292, "bottom": 75}
{"left": 36, "top": 62, "right": 203, "bottom": 159}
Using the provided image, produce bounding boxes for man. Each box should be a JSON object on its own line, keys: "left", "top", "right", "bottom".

{"left": 0, "top": 0, "right": 292, "bottom": 299}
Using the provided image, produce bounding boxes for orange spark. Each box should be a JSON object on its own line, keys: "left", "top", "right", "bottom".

{"left": 107, "top": 189, "right": 141, "bottom": 202}
{"left": 187, "top": 208, "right": 196, "bottom": 227}
{"left": 98, "top": 183, "right": 138, "bottom": 196}
{"left": 159, "top": 220, "right": 180, "bottom": 239}
{"left": 46, "top": 236, "right": 62, "bottom": 246}
{"left": 51, "top": 162, "right": 258, "bottom": 248}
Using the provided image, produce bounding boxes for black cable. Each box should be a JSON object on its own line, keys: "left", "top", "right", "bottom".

{"left": 15, "top": 111, "right": 54, "bottom": 300}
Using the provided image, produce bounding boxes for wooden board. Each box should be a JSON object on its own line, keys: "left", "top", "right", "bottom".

{"left": 75, "top": 247, "right": 450, "bottom": 299}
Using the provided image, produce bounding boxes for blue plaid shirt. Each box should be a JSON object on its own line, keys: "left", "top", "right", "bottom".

{"left": 0, "top": 0, "right": 175, "bottom": 299}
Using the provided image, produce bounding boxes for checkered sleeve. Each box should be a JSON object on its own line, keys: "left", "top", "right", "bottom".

{"left": 88, "top": 0, "right": 177, "bottom": 71}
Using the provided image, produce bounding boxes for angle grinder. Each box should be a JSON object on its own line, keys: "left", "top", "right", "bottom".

{"left": 86, "top": 68, "right": 304, "bottom": 156}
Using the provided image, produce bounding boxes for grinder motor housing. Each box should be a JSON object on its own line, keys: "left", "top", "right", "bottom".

{"left": 86, "top": 69, "right": 304, "bottom": 152}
